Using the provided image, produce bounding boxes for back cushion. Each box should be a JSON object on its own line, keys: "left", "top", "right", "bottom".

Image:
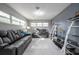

{"left": 17, "top": 30, "right": 22, "bottom": 37}
{"left": 11, "top": 31, "right": 17, "bottom": 40}
{"left": 2, "top": 37, "right": 11, "bottom": 43}
{"left": 20, "top": 33, "right": 25, "bottom": 37}
{"left": 13, "top": 30, "right": 18, "bottom": 34}
{"left": 7, "top": 31, "right": 14, "bottom": 42}
{"left": 16, "top": 34, "right": 20, "bottom": 39}
{"left": 0, "top": 37, "right": 3, "bottom": 44}
{"left": 12, "top": 30, "right": 20, "bottom": 39}
{"left": 0, "top": 30, "right": 7, "bottom": 37}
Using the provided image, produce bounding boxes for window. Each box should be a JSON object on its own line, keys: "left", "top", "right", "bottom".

{"left": 0, "top": 11, "right": 26, "bottom": 27}
{"left": 31, "top": 23, "right": 37, "bottom": 27}
{"left": 12, "top": 16, "right": 26, "bottom": 28}
{"left": 12, "top": 16, "right": 20, "bottom": 25}
{"left": 0, "top": 17, "right": 10, "bottom": 23}
{"left": 20, "top": 20, "right": 26, "bottom": 28}
{"left": 0, "top": 11, "right": 10, "bottom": 23}
{"left": 43, "top": 23, "right": 48, "bottom": 27}
{"left": 0, "top": 11, "right": 10, "bottom": 18}
{"left": 20, "top": 20, "right": 25, "bottom": 25}
{"left": 37, "top": 23, "right": 42, "bottom": 27}
{"left": 31, "top": 22, "right": 48, "bottom": 27}
{"left": 12, "top": 21, "right": 20, "bottom": 25}
{"left": 12, "top": 16, "right": 20, "bottom": 22}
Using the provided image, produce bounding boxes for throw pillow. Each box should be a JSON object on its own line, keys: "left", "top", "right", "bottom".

{"left": 2, "top": 37, "right": 11, "bottom": 43}
{"left": 0, "top": 37, "right": 3, "bottom": 44}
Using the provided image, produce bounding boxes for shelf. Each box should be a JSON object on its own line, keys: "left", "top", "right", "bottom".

{"left": 72, "top": 35, "right": 79, "bottom": 37}
{"left": 67, "top": 43, "right": 79, "bottom": 49}
{"left": 68, "top": 16, "right": 79, "bottom": 21}
{"left": 71, "top": 26, "right": 79, "bottom": 27}
{"left": 66, "top": 43, "right": 79, "bottom": 55}
{"left": 66, "top": 49, "right": 74, "bottom": 55}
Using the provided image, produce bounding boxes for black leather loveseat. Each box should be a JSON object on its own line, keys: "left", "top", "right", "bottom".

{"left": 0, "top": 30, "right": 32, "bottom": 55}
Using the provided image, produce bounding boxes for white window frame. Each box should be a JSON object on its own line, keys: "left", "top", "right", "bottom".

{"left": 12, "top": 16, "right": 21, "bottom": 25}
{"left": 31, "top": 23, "right": 37, "bottom": 27}
{"left": 0, "top": 11, "right": 10, "bottom": 18}
{"left": 31, "top": 22, "right": 48, "bottom": 27}
{"left": 42, "top": 23, "right": 48, "bottom": 27}
{"left": 12, "top": 16, "right": 26, "bottom": 28}
{"left": 0, "top": 11, "right": 10, "bottom": 24}
{"left": 37, "top": 23, "right": 42, "bottom": 27}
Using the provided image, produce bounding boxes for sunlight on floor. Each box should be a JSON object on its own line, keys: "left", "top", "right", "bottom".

{"left": 39, "top": 38, "right": 45, "bottom": 40}
{"left": 23, "top": 38, "right": 64, "bottom": 55}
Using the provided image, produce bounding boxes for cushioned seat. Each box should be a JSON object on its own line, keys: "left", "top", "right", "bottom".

{"left": 0, "top": 30, "right": 7, "bottom": 37}
{"left": 0, "top": 30, "right": 11, "bottom": 45}
{"left": 5, "top": 36, "right": 32, "bottom": 55}
{"left": 7, "top": 31, "right": 15, "bottom": 43}
{"left": 0, "top": 30, "right": 32, "bottom": 55}
{"left": 0, "top": 37, "right": 3, "bottom": 44}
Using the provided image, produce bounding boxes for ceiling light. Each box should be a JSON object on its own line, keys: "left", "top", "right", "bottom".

{"left": 33, "top": 6, "right": 45, "bottom": 16}
{"left": 34, "top": 10, "right": 44, "bottom": 16}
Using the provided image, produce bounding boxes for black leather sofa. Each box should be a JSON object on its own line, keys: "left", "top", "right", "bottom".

{"left": 0, "top": 30, "right": 32, "bottom": 55}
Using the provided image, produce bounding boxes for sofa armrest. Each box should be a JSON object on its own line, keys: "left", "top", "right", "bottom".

{"left": 0, "top": 44, "right": 16, "bottom": 55}
{"left": 0, "top": 43, "right": 8, "bottom": 49}
{"left": 0, "top": 46, "right": 16, "bottom": 55}
{"left": 0, "top": 43, "right": 17, "bottom": 55}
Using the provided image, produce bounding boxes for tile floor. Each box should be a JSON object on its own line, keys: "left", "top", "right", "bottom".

{"left": 23, "top": 38, "right": 64, "bottom": 55}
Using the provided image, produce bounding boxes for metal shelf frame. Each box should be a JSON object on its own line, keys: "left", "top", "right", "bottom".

{"left": 62, "top": 16, "right": 79, "bottom": 54}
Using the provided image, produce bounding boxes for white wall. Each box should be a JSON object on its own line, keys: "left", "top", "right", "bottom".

{"left": 0, "top": 22, "right": 25, "bottom": 30}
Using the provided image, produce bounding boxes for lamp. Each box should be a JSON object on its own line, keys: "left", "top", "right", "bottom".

{"left": 33, "top": 6, "right": 45, "bottom": 16}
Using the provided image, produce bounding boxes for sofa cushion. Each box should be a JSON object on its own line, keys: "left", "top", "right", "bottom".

{"left": 5, "top": 35, "right": 32, "bottom": 55}
{"left": 7, "top": 31, "right": 14, "bottom": 42}
{"left": 16, "top": 34, "right": 20, "bottom": 39}
{"left": 22, "top": 32, "right": 31, "bottom": 36}
{"left": 2, "top": 37, "right": 11, "bottom": 43}
{"left": 11, "top": 31, "right": 17, "bottom": 41}
{"left": 0, "top": 30, "right": 7, "bottom": 37}
{"left": 20, "top": 33, "right": 25, "bottom": 37}
{"left": 17, "top": 30, "right": 26, "bottom": 38}
{"left": 13, "top": 30, "right": 18, "bottom": 34}
{"left": 17, "top": 30, "right": 22, "bottom": 38}
{"left": 11, "top": 30, "right": 20, "bottom": 39}
{"left": 0, "top": 37, "right": 3, "bottom": 44}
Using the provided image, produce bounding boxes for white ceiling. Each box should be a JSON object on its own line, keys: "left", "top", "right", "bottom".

{"left": 8, "top": 3, "right": 70, "bottom": 20}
